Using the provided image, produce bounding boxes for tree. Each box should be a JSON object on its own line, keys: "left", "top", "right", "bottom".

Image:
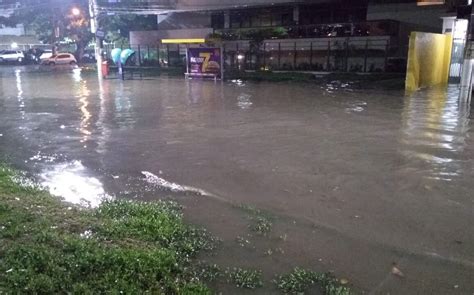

{"left": 8, "top": 0, "right": 93, "bottom": 60}
{"left": 3, "top": 1, "right": 157, "bottom": 59}
{"left": 100, "top": 14, "right": 157, "bottom": 47}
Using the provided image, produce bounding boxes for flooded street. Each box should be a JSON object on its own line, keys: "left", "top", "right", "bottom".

{"left": 0, "top": 66, "right": 473, "bottom": 294}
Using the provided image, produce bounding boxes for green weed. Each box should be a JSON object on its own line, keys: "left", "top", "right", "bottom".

{"left": 275, "top": 267, "right": 351, "bottom": 295}
{"left": 227, "top": 267, "right": 264, "bottom": 289}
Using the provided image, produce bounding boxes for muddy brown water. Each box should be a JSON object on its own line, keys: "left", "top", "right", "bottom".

{"left": 0, "top": 66, "right": 473, "bottom": 294}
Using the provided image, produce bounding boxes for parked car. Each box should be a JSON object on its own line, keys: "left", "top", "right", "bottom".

{"left": 0, "top": 50, "right": 25, "bottom": 63}
{"left": 81, "top": 50, "right": 96, "bottom": 63}
{"left": 39, "top": 49, "right": 53, "bottom": 61}
{"left": 24, "top": 48, "right": 45, "bottom": 64}
{"left": 41, "top": 53, "right": 77, "bottom": 66}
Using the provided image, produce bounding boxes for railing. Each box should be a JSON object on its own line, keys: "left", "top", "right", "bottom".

{"left": 223, "top": 38, "right": 406, "bottom": 73}
{"left": 106, "top": 37, "right": 407, "bottom": 73}
{"left": 215, "top": 20, "right": 400, "bottom": 41}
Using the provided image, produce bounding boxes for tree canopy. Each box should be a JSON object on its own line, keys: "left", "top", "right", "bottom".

{"left": 9, "top": 0, "right": 93, "bottom": 57}
{"left": 3, "top": 0, "right": 157, "bottom": 58}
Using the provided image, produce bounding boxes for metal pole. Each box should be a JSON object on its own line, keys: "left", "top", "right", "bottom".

{"left": 345, "top": 40, "right": 349, "bottom": 72}
{"left": 310, "top": 42, "right": 313, "bottom": 68}
{"left": 220, "top": 44, "right": 224, "bottom": 80}
{"left": 185, "top": 44, "right": 189, "bottom": 77}
{"left": 327, "top": 41, "right": 331, "bottom": 71}
{"left": 138, "top": 45, "right": 141, "bottom": 66}
{"left": 147, "top": 45, "right": 150, "bottom": 64}
{"left": 460, "top": 12, "right": 473, "bottom": 102}
{"left": 51, "top": 6, "right": 57, "bottom": 55}
{"left": 364, "top": 39, "right": 369, "bottom": 72}
{"left": 293, "top": 42, "right": 297, "bottom": 69}
{"left": 460, "top": 42, "right": 473, "bottom": 102}
{"left": 278, "top": 42, "right": 281, "bottom": 69}
{"left": 263, "top": 42, "right": 266, "bottom": 69}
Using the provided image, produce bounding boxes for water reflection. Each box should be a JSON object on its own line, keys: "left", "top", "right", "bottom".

{"left": 15, "top": 69, "right": 25, "bottom": 120}
{"left": 73, "top": 70, "right": 92, "bottom": 145}
{"left": 40, "top": 161, "right": 108, "bottom": 207}
{"left": 96, "top": 77, "right": 111, "bottom": 156}
{"left": 237, "top": 93, "right": 253, "bottom": 109}
{"left": 114, "top": 82, "right": 135, "bottom": 129}
{"left": 345, "top": 100, "right": 367, "bottom": 113}
{"left": 400, "top": 86, "right": 471, "bottom": 181}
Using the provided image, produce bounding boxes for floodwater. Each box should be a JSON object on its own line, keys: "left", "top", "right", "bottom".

{"left": 0, "top": 66, "right": 473, "bottom": 294}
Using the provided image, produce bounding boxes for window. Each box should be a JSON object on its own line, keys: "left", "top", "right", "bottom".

{"left": 211, "top": 13, "right": 224, "bottom": 29}
{"left": 58, "top": 54, "right": 70, "bottom": 59}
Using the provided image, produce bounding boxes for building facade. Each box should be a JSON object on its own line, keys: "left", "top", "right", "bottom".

{"left": 124, "top": 0, "right": 458, "bottom": 72}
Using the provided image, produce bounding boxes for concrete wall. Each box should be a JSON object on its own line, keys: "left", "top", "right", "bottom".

{"left": 367, "top": 3, "right": 446, "bottom": 33}
{"left": 405, "top": 32, "right": 452, "bottom": 91}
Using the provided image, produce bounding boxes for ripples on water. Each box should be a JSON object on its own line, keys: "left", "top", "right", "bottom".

{"left": 1, "top": 68, "right": 473, "bottom": 204}
{"left": 400, "top": 86, "right": 471, "bottom": 181}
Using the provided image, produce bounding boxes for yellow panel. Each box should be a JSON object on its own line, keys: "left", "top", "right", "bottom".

{"left": 161, "top": 39, "right": 206, "bottom": 44}
{"left": 405, "top": 32, "right": 453, "bottom": 91}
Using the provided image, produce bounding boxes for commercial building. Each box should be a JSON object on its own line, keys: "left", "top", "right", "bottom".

{"left": 124, "top": 0, "right": 460, "bottom": 72}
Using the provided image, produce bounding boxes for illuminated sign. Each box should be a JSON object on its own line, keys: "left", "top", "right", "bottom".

{"left": 187, "top": 48, "right": 222, "bottom": 78}
{"left": 417, "top": 0, "right": 444, "bottom": 6}
{"left": 161, "top": 38, "right": 206, "bottom": 44}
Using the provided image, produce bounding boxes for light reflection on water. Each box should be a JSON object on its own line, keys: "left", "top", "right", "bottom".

{"left": 400, "top": 86, "right": 471, "bottom": 181}
{"left": 40, "top": 161, "right": 109, "bottom": 208}
{"left": 237, "top": 93, "right": 253, "bottom": 109}
{"left": 15, "top": 69, "right": 25, "bottom": 120}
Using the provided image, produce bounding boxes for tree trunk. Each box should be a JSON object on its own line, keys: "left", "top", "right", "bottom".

{"left": 75, "top": 41, "right": 86, "bottom": 64}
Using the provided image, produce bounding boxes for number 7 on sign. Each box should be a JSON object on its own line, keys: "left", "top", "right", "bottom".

{"left": 199, "top": 52, "right": 211, "bottom": 73}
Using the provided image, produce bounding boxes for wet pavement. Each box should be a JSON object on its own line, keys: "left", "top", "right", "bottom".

{"left": 0, "top": 66, "right": 473, "bottom": 294}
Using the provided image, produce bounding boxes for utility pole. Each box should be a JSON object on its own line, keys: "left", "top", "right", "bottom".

{"left": 89, "top": 0, "right": 102, "bottom": 76}
{"left": 51, "top": 6, "right": 59, "bottom": 54}
{"left": 459, "top": 2, "right": 473, "bottom": 102}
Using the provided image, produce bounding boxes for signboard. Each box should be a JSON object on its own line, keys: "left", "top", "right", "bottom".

{"left": 96, "top": 29, "right": 105, "bottom": 39}
{"left": 187, "top": 48, "right": 222, "bottom": 78}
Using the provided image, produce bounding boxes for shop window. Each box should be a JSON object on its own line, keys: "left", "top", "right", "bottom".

{"left": 211, "top": 13, "right": 224, "bottom": 29}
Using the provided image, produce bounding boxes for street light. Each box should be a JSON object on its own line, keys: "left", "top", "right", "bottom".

{"left": 71, "top": 7, "right": 81, "bottom": 17}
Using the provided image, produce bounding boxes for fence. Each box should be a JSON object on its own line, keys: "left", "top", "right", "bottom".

{"left": 224, "top": 38, "right": 404, "bottom": 72}
{"left": 105, "top": 37, "right": 407, "bottom": 73}
{"left": 216, "top": 20, "right": 401, "bottom": 41}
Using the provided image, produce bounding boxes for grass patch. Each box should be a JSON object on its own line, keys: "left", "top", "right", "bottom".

{"left": 192, "top": 262, "right": 222, "bottom": 282}
{"left": 0, "top": 164, "right": 217, "bottom": 293}
{"left": 236, "top": 204, "right": 273, "bottom": 236}
{"left": 250, "top": 216, "right": 272, "bottom": 235}
{"left": 275, "top": 267, "right": 351, "bottom": 295}
{"left": 227, "top": 267, "right": 264, "bottom": 289}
